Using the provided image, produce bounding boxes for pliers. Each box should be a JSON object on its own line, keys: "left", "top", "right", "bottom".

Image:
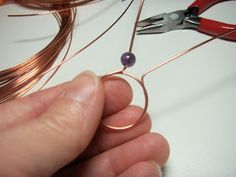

{"left": 137, "top": 0, "right": 236, "bottom": 41}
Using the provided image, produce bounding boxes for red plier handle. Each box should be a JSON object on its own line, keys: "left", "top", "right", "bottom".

{"left": 188, "top": 0, "right": 236, "bottom": 41}
{"left": 0, "top": 0, "right": 5, "bottom": 5}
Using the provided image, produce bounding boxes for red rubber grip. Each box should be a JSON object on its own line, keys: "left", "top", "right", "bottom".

{"left": 189, "top": 0, "right": 225, "bottom": 14}
{"left": 198, "top": 18, "right": 236, "bottom": 41}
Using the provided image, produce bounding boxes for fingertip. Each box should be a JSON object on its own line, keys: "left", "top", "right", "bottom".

{"left": 147, "top": 133, "right": 170, "bottom": 167}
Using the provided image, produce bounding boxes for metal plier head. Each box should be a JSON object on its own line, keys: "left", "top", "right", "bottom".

{"left": 137, "top": 8, "right": 200, "bottom": 35}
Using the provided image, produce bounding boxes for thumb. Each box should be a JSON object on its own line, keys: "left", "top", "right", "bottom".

{"left": 0, "top": 72, "right": 104, "bottom": 177}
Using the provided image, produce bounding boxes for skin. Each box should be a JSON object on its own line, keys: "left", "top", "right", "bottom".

{"left": 0, "top": 71, "right": 169, "bottom": 177}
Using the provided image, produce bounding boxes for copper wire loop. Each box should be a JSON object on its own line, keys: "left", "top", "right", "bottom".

{"left": 102, "top": 67, "right": 149, "bottom": 130}
{"left": 100, "top": 0, "right": 236, "bottom": 131}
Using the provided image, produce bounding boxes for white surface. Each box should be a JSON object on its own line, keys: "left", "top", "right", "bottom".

{"left": 1, "top": 0, "right": 236, "bottom": 176}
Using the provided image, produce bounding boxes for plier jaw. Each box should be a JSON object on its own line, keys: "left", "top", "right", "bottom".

{"left": 137, "top": 8, "right": 200, "bottom": 35}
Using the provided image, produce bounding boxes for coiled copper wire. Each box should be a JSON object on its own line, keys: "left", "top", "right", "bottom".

{"left": 0, "top": 1, "right": 97, "bottom": 103}
{"left": 15, "top": 0, "right": 96, "bottom": 10}
{"left": 0, "top": 0, "right": 127, "bottom": 103}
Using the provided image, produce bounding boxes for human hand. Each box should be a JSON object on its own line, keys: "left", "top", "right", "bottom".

{"left": 0, "top": 71, "right": 169, "bottom": 177}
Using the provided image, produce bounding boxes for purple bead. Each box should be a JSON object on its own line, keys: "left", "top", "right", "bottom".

{"left": 120, "top": 52, "right": 136, "bottom": 67}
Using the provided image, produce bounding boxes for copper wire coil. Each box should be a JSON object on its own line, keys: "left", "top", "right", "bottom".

{"left": 14, "top": 0, "right": 96, "bottom": 10}
{"left": 0, "top": 1, "right": 81, "bottom": 103}
{"left": 0, "top": 0, "right": 128, "bottom": 104}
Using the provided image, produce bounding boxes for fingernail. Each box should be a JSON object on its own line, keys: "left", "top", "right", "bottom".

{"left": 63, "top": 71, "right": 99, "bottom": 103}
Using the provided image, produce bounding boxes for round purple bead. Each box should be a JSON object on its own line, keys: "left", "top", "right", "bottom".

{"left": 120, "top": 52, "right": 136, "bottom": 67}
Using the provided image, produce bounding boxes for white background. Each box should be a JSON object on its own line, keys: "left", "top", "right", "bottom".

{"left": 1, "top": 0, "right": 236, "bottom": 176}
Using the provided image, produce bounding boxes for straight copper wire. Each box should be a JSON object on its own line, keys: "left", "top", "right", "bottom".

{"left": 39, "top": 0, "right": 135, "bottom": 76}
{"left": 102, "top": 0, "right": 236, "bottom": 130}
{"left": 141, "top": 29, "right": 236, "bottom": 79}
{"left": 128, "top": 0, "right": 144, "bottom": 52}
